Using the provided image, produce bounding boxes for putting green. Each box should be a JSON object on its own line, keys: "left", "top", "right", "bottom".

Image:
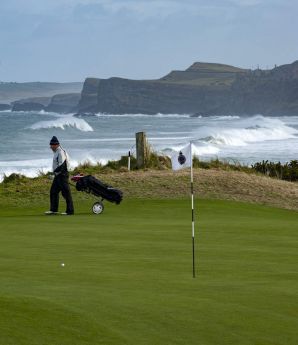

{"left": 0, "top": 199, "right": 297, "bottom": 345}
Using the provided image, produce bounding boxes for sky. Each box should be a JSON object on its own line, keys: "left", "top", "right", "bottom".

{"left": 0, "top": 0, "right": 297, "bottom": 82}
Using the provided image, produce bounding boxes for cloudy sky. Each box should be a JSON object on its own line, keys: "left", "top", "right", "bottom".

{"left": 0, "top": 0, "right": 297, "bottom": 82}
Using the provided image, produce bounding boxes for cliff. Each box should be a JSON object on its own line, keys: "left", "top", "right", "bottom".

{"left": 12, "top": 102, "right": 45, "bottom": 112}
{"left": 78, "top": 78, "right": 101, "bottom": 113}
{"left": 78, "top": 62, "right": 298, "bottom": 115}
{"left": 10, "top": 93, "right": 81, "bottom": 113}
{"left": 45, "top": 93, "right": 81, "bottom": 113}
{"left": 0, "top": 104, "right": 11, "bottom": 111}
{"left": 11, "top": 96, "right": 51, "bottom": 111}
{"left": 229, "top": 62, "right": 298, "bottom": 115}
{"left": 0, "top": 82, "right": 83, "bottom": 103}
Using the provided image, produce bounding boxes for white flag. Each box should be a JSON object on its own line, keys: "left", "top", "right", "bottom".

{"left": 171, "top": 143, "right": 192, "bottom": 171}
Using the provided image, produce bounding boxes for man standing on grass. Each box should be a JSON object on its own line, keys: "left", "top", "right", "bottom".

{"left": 45, "top": 136, "right": 74, "bottom": 215}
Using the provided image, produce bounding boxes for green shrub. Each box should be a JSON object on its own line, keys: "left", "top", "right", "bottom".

{"left": 252, "top": 160, "right": 298, "bottom": 181}
{"left": 72, "top": 161, "right": 103, "bottom": 175}
{"left": 2, "top": 173, "right": 27, "bottom": 184}
{"left": 106, "top": 155, "right": 137, "bottom": 170}
{"left": 192, "top": 157, "right": 251, "bottom": 173}
{"left": 145, "top": 152, "right": 171, "bottom": 170}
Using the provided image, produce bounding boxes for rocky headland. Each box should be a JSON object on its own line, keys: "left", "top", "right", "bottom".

{"left": 78, "top": 61, "right": 298, "bottom": 115}
{"left": 0, "top": 103, "right": 11, "bottom": 111}
{"left": 2, "top": 61, "right": 298, "bottom": 115}
{"left": 0, "top": 82, "right": 83, "bottom": 113}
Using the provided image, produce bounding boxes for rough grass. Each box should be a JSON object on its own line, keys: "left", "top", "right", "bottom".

{"left": 1, "top": 168, "right": 297, "bottom": 211}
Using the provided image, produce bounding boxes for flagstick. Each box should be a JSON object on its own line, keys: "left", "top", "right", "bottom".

{"left": 128, "top": 150, "right": 131, "bottom": 171}
{"left": 190, "top": 142, "right": 195, "bottom": 278}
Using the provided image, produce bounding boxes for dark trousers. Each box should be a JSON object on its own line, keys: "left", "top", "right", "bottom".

{"left": 50, "top": 174, "right": 74, "bottom": 214}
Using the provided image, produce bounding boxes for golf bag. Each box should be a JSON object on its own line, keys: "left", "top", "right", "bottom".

{"left": 74, "top": 175, "right": 123, "bottom": 205}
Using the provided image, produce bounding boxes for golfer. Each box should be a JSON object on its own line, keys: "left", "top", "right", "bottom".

{"left": 45, "top": 136, "right": 74, "bottom": 215}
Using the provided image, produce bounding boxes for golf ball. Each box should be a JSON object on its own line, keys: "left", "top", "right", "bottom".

{"left": 61, "top": 263, "right": 65, "bottom": 267}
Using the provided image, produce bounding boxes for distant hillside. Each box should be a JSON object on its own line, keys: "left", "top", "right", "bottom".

{"left": 78, "top": 61, "right": 298, "bottom": 115}
{"left": 160, "top": 62, "right": 248, "bottom": 86}
{"left": 0, "top": 82, "right": 83, "bottom": 103}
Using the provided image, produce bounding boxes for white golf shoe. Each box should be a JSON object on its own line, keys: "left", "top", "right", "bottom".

{"left": 44, "top": 211, "right": 58, "bottom": 215}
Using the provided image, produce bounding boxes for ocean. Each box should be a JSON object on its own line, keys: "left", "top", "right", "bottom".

{"left": 0, "top": 110, "right": 297, "bottom": 181}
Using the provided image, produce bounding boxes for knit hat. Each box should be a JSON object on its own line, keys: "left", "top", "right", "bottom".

{"left": 50, "top": 136, "right": 59, "bottom": 145}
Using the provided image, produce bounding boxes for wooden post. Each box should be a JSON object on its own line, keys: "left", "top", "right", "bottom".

{"left": 136, "top": 132, "right": 147, "bottom": 169}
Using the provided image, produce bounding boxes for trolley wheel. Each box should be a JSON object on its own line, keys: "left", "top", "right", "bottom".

{"left": 92, "top": 201, "right": 104, "bottom": 214}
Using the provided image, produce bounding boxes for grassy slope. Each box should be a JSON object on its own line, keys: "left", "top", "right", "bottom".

{"left": 159, "top": 62, "right": 247, "bottom": 87}
{"left": 0, "top": 199, "right": 297, "bottom": 345}
{"left": 1, "top": 168, "right": 297, "bottom": 210}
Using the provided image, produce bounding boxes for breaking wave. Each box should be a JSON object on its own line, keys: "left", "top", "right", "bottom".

{"left": 209, "top": 115, "right": 240, "bottom": 121}
{"left": 164, "top": 143, "right": 219, "bottom": 156}
{"left": 28, "top": 114, "right": 93, "bottom": 132}
{"left": 1, "top": 113, "right": 298, "bottom": 180}
{"left": 0, "top": 156, "right": 108, "bottom": 182}
{"left": 196, "top": 115, "right": 298, "bottom": 147}
{"left": 0, "top": 158, "right": 52, "bottom": 182}
{"left": 94, "top": 112, "right": 191, "bottom": 118}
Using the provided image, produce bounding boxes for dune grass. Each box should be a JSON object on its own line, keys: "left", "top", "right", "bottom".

{"left": 0, "top": 198, "right": 297, "bottom": 345}
{"left": 1, "top": 168, "right": 297, "bottom": 211}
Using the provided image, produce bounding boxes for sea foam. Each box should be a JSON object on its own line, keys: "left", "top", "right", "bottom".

{"left": 95, "top": 112, "right": 191, "bottom": 118}
{"left": 0, "top": 156, "right": 109, "bottom": 182}
{"left": 196, "top": 115, "right": 298, "bottom": 147}
{"left": 28, "top": 114, "right": 93, "bottom": 132}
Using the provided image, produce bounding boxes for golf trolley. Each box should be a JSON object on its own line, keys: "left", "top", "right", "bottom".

{"left": 71, "top": 174, "right": 123, "bottom": 214}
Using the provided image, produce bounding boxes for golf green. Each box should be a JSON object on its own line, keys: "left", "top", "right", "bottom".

{"left": 0, "top": 199, "right": 297, "bottom": 345}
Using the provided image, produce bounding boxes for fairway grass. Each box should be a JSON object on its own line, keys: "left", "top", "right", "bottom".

{"left": 0, "top": 199, "right": 297, "bottom": 345}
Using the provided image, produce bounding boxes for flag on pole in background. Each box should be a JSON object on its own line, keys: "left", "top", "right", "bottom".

{"left": 171, "top": 143, "right": 192, "bottom": 171}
